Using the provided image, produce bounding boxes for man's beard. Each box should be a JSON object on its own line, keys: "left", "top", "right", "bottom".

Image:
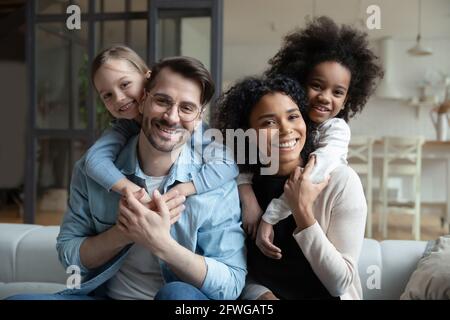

{"left": 142, "top": 116, "right": 188, "bottom": 153}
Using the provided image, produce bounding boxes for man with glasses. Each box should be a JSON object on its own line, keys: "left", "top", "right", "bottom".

{"left": 8, "top": 57, "right": 246, "bottom": 300}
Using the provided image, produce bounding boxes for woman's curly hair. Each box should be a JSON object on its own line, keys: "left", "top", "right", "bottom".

{"left": 212, "top": 75, "right": 314, "bottom": 174}
{"left": 265, "top": 16, "right": 384, "bottom": 122}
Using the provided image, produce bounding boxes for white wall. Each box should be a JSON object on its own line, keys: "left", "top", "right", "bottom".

{"left": 223, "top": 0, "right": 450, "bottom": 86}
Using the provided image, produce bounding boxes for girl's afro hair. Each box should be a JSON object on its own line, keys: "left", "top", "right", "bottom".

{"left": 266, "top": 16, "right": 384, "bottom": 121}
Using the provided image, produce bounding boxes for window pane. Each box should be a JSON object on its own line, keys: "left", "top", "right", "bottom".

{"left": 131, "top": 0, "right": 148, "bottom": 12}
{"left": 97, "top": 20, "right": 147, "bottom": 59}
{"left": 36, "top": 22, "right": 89, "bottom": 129}
{"left": 97, "top": 0, "right": 125, "bottom": 13}
{"left": 36, "top": 0, "right": 89, "bottom": 14}
{"left": 181, "top": 17, "right": 211, "bottom": 71}
{"left": 95, "top": 0, "right": 148, "bottom": 13}
{"left": 96, "top": 20, "right": 125, "bottom": 52}
{"left": 129, "top": 20, "right": 147, "bottom": 62}
{"left": 158, "top": 18, "right": 180, "bottom": 59}
{"left": 74, "top": 24, "right": 90, "bottom": 129}
{"left": 36, "top": 139, "right": 88, "bottom": 224}
{"left": 157, "top": 13, "right": 211, "bottom": 71}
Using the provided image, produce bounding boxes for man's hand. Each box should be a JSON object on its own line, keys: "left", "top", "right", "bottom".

{"left": 133, "top": 188, "right": 186, "bottom": 225}
{"left": 117, "top": 189, "right": 178, "bottom": 255}
{"left": 256, "top": 220, "right": 282, "bottom": 259}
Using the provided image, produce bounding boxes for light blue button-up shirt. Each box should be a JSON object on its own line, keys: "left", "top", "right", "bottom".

{"left": 56, "top": 135, "right": 247, "bottom": 300}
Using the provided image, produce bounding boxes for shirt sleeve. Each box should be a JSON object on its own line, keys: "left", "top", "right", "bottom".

{"left": 84, "top": 119, "right": 140, "bottom": 191}
{"left": 240, "top": 275, "right": 271, "bottom": 300}
{"left": 196, "top": 184, "right": 247, "bottom": 300}
{"left": 292, "top": 168, "right": 367, "bottom": 297}
{"left": 191, "top": 141, "right": 239, "bottom": 194}
{"left": 56, "top": 158, "right": 96, "bottom": 277}
{"left": 236, "top": 173, "right": 253, "bottom": 185}
{"left": 262, "top": 193, "right": 291, "bottom": 225}
{"left": 310, "top": 119, "right": 351, "bottom": 184}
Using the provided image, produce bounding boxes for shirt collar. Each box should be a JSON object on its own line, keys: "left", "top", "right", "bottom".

{"left": 117, "top": 135, "right": 195, "bottom": 192}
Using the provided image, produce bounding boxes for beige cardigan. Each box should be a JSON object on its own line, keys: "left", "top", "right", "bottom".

{"left": 242, "top": 165, "right": 367, "bottom": 300}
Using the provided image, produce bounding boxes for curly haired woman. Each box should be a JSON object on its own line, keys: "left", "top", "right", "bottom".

{"left": 227, "top": 16, "right": 383, "bottom": 299}
{"left": 213, "top": 75, "right": 367, "bottom": 300}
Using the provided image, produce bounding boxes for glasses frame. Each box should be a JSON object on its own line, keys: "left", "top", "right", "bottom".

{"left": 146, "top": 93, "right": 203, "bottom": 122}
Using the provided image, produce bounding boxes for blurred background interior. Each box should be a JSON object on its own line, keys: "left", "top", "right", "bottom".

{"left": 0, "top": 0, "right": 449, "bottom": 241}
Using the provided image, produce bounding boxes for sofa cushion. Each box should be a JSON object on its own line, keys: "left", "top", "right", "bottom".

{"left": 0, "top": 282, "right": 67, "bottom": 300}
{"left": 380, "top": 240, "right": 427, "bottom": 300}
{"left": 359, "top": 239, "right": 426, "bottom": 300}
{"left": 0, "top": 224, "right": 41, "bottom": 282}
{"left": 401, "top": 235, "right": 450, "bottom": 300}
{"left": 0, "top": 224, "right": 66, "bottom": 284}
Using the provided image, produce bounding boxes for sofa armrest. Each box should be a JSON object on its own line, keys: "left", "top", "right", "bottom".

{"left": 359, "top": 239, "right": 427, "bottom": 300}
{"left": 0, "top": 224, "right": 66, "bottom": 284}
{"left": 379, "top": 240, "right": 427, "bottom": 300}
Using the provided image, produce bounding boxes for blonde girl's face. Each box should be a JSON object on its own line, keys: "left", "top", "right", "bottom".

{"left": 306, "top": 61, "right": 351, "bottom": 124}
{"left": 94, "top": 58, "right": 149, "bottom": 120}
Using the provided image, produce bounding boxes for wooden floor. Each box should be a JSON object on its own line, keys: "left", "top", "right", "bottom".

{"left": 0, "top": 205, "right": 63, "bottom": 226}
{"left": 0, "top": 205, "right": 448, "bottom": 241}
{"left": 369, "top": 211, "right": 448, "bottom": 241}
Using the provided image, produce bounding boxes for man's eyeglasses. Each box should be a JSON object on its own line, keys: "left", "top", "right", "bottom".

{"left": 148, "top": 94, "right": 202, "bottom": 122}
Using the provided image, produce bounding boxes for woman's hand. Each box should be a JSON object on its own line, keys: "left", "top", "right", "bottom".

{"left": 284, "top": 156, "right": 329, "bottom": 230}
{"left": 256, "top": 220, "right": 282, "bottom": 259}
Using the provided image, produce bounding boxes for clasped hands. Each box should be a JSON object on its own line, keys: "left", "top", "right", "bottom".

{"left": 116, "top": 187, "right": 186, "bottom": 253}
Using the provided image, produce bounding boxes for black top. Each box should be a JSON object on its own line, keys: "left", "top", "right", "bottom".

{"left": 246, "top": 174, "right": 338, "bottom": 300}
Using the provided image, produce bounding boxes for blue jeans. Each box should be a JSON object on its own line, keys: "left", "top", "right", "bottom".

{"left": 6, "top": 282, "right": 208, "bottom": 300}
{"left": 154, "top": 282, "right": 209, "bottom": 300}
{"left": 5, "top": 293, "right": 104, "bottom": 300}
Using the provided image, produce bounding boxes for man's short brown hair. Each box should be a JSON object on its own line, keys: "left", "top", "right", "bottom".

{"left": 146, "top": 56, "right": 215, "bottom": 107}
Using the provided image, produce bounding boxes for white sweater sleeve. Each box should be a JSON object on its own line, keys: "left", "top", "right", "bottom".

{"left": 237, "top": 172, "right": 253, "bottom": 185}
{"left": 292, "top": 167, "right": 367, "bottom": 298}
{"left": 310, "top": 118, "right": 350, "bottom": 184}
{"left": 262, "top": 193, "right": 291, "bottom": 225}
{"left": 240, "top": 276, "right": 271, "bottom": 300}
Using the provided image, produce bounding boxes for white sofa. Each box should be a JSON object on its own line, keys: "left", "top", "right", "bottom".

{"left": 0, "top": 223, "right": 428, "bottom": 300}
